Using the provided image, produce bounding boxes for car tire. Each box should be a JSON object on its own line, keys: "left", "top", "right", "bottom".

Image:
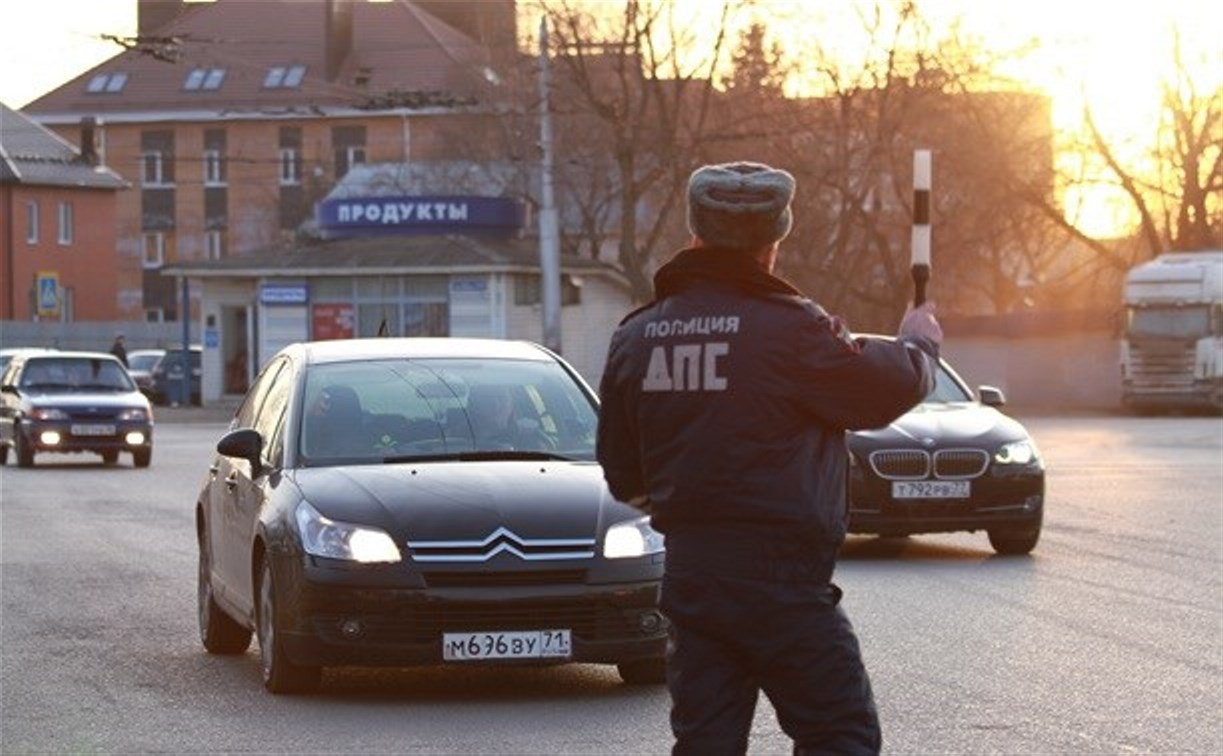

{"left": 101, "top": 450, "right": 119, "bottom": 465}
{"left": 988, "top": 524, "right": 1041, "bottom": 555}
{"left": 198, "top": 532, "right": 252, "bottom": 655}
{"left": 132, "top": 448, "right": 152, "bottom": 468}
{"left": 15, "top": 428, "right": 34, "bottom": 468}
{"left": 617, "top": 657, "right": 667, "bottom": 685}
{"left": 257, "top": 559, "right": 321, "bottom": 694}
{"left": 0, "top": 444, "right": 7, "bottom": 466}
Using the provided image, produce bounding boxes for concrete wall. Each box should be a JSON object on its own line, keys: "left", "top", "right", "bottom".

{"left": 942, "top": 334, "right": 1121, "bottom": 410}
{"left": 1, "top": 320, "right": 200, "bottom": 352}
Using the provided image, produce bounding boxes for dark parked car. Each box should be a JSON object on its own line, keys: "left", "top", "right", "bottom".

{"left": 196, "top": 338, "right": 665, "bottom": 693}
{"left": 126, "top": 348, "right": 166, "bottom": 397}
{"left": 150, "top": 345, "right": 201, "bottom": 406}
{"left": 0, "top": 351, "right": 154, "bottom": 468}
{"left": 848, "top": 349, "right": 1045, "bottom": 555}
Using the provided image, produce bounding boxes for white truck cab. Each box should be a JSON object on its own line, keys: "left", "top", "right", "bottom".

{"left": 1120, "top": 250, "right": 1223, "bottom": 412}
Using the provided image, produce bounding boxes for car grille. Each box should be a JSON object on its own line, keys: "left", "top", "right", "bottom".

{"left": 421, "top": 569, "right": 587, "bottom": 588}
{"left": 868, "top": 450, "right": 930, "bottom": 479}
{"left": 407, "top": 527, "right": 596, "bottom": 563}
{"left": 313, "top": 600, "right": 640, "bottom": 644}
{"left": 66, "top": 409, "right": 119, "bottom": 421}
{"left": 869, "top": 448, "right": 989, "bottom": 480}
{"left": 932, "top": 449, "right": 990, "bottom": 479}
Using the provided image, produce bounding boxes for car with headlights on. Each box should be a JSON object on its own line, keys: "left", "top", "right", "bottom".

{"left": 195, "top": 338, "right": 666, "bottom": 693}
{"left": 847, "top": 349, "right": 1045, "bottom": 555}
{"left": 0, "top": 351, "right": 154, "bottom": 468}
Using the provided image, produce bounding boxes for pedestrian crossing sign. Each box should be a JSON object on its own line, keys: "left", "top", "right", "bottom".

{"left": 36, "top": 271, "right": 60, "bottom": 318}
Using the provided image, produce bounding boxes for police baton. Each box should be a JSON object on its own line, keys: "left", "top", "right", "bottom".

{"left": 910, "top": 149, "right": 931, "bottom": 307}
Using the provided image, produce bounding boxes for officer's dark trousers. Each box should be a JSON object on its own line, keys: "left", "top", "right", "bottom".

{"left": 660, "top": 534, "right": 881, "bottom": 756}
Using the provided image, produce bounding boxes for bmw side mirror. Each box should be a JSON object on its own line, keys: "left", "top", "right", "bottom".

{"left": 217, "top": 427, "right": 263, "bottom": 477}
{"left": 978, "top": 385, "right": 1006, "bottom": 407}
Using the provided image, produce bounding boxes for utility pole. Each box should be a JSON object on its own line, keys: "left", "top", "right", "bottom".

{"left": 537, "top": 16, "right": 562, "bottom": 353}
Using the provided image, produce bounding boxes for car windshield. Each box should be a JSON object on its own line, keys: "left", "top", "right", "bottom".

{"left": 128, "top": 353, "right": 163, "bottom": 372}
{"left": 298, "top": 357, "right": 598, "bottom": 467}
{"left": 922, "top": 362, "right": 973, "bottom": 404}
{"left": 19, "top": 357, "right": 135, "bottom": 392}
{"left": 1126, "top": 305, "right": 1211, "bottom": 339}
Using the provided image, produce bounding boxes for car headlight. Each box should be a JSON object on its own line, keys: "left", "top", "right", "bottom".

{"left": 117, "top": 408, "right": 149, "bottom": 421}
{"left": 295, "top": 500, "right": 401, "bottom": 564}
{"left": 30, "top": 408, "right": 69, "bottom": 420}
{"left": 994, "top": 440, "right": 1037, "bottom": 465}
{"left": 603, "top": 515, "right": 665, "bottom": 559}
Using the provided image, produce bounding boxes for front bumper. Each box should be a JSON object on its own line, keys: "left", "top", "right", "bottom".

{"left": 20, "top": 420, "right": 153, "bottom": 454}
{"left": 849, "top": 466, "right": 1044, "bottom": 536}
{"left": 274, "top": 553, "right": 667, "bottom": 669}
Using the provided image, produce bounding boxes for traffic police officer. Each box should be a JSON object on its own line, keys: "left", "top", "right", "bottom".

{"left": 597, "top": 161, "right": 943, "bottom": 755}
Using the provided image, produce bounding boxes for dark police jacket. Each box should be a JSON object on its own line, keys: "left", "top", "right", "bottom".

{"left": 597, "top": 246, "right": 937, "bottom": 552}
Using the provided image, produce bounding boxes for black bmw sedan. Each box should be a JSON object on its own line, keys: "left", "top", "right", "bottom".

{"left": 847, "top": 353, "right": 1045, "bottom": 555}
{"left": 0, "top": 351, "right": 154, "bottom": 468}
{"left": 196, "top": 338, "right": 665, "bottom": 693}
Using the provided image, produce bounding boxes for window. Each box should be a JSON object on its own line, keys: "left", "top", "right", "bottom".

{"left": 145, "top": 308, "right": 165, "bottom": 323}
{"left": 514, "top": 274, "right": 582, "bottom": 306}
{"left": 203, "top": 68, "right": 226, "bottom": 90}
{"left": 203, "top": 149, "right": 224, "bottom": 186}
{"left": 263, "top": 66, "right": 286, "bottom": 88}
{"left": 283, "top": 64, "right": 306, "bottom": 87}
{"left": 86, "top": 72, "right": 127, "bottom": 93}
{"left": 143, "top": 232, "right": 165, "bottom": 268}
{"left": 25, "top": 201, "right": 38, "bottom": 244}
{"left": 57, "top": 202, "right": 73, "bottom": 245}
{"left": 205, "top": 230, "right": 225, "bottom": 260}
{"left": 142, "top": 151, "right": 167, "bottom": 186}
{"left": 279, "top": 148, "right": 300, "bottom": 185}
{"left": 336, "top": 146, "right": 366, "bottom": 179}
{"left": 184, "top": 68, "right": 225, "bottom": 91}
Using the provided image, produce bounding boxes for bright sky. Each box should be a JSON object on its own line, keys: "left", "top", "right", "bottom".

{"left": 2, "top": 0, "right": 1219, "bottom": 237}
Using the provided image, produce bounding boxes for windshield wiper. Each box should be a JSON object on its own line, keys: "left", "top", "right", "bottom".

{"left": 381, "top": 450, "right": 577, "bottom": 464}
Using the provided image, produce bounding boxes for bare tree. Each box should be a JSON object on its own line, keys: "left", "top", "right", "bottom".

{"left": 539, "top": 0, "right": 736, "bottom": 302}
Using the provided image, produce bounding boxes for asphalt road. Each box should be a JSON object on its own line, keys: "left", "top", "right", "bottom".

{"left": 1, "top": 414, "right": 1220, "bottom": 754}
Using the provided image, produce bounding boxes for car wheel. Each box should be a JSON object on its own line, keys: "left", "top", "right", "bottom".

{"left": 0, "top": 444, "right": 7, "bottom": 466}
{"left": 257, "top": 559, "right": 321, "bottom": 694}
{"left": 101, "top": 450, "right": 119, "bottom": 465}
{"left": 617, "top": 657, "right": 666, "bottom": 685}
{"left": 15, "top": 428, "right": 34, "bottom": 468}
{"left": 198, "top": 531, "right": 252, "bottom": 654}
{"left": 132, "top": 448, "right": 152, "bottom": 468}
{"left": 988, "top": 525, "right": 1041, "bottom": 555}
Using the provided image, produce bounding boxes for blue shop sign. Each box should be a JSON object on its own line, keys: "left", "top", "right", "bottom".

{"left": 260, "top": 283, "right": 308, "bottom": 305}
{"left": 317, "top": 196, "right": 522, "bottom": 237}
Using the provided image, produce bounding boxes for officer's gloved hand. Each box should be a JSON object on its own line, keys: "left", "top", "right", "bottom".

{"left": 898, "top": 301, "right": 943, "bottom": 347}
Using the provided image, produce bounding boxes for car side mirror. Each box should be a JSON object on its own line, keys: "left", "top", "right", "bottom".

{"left": 0, "top": 385, "right": 18, "bottom": 395}
{"left": 217, "top": 427, "right": 263, "bottom": 477}
{"left": 978, "top": 385, "right": 1006, "bottom": 407}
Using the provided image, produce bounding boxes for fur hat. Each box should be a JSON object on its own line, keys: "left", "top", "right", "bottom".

{"left": 687, "top": 161, "right": 795, "bottom": 251}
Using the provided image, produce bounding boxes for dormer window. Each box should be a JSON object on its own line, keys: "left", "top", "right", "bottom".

{"left": 264, "top": 64, "right": 307, "bottom": 89}
{"left": 184, "top": 68, "right": 226, "bottom": 91}
{"left": 86, "top": 72, "right": 128, "bottom": 94}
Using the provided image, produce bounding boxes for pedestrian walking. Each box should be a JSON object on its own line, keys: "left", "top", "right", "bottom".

{"left": 596, "top": 161, "right": 943, "bottom": 755}
{"left": 109, "top": 332, "right": 128, "bottom": 367}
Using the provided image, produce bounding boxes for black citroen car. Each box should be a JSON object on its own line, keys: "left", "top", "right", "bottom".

{"left": 196, "top": 338, "right": 665, "bottom": 693}
{"left": 0, "top": 351, "right": 154, "bottom": 468}
{"left": 848, "top": 348, "right": 1045, "bottom": 555}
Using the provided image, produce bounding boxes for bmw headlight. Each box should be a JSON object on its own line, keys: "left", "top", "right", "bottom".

{"left": 31, "top": 408, "right": 69, "bottom": 420}
{"left": 994, "top": 440, "right": 1037, "bottom": 465}
{"left": 117, "top": 408, "right": 149, "bottom": 421}
{"left": 603, "top": 515, "right": 665, "bottom": 559}
{"left": 295, "top": 500, "right": 401, "bottom": 564}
